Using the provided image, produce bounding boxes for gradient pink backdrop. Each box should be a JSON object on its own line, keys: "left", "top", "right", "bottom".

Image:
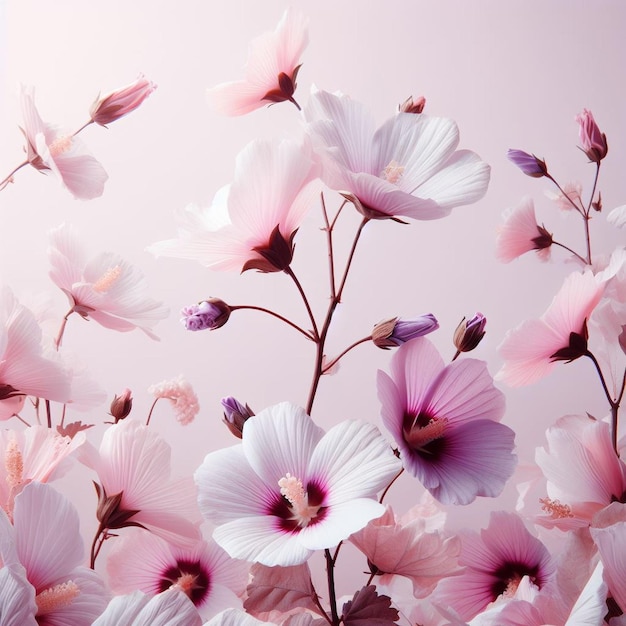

{"left": 1, "top": 0, "right": 625, "bottom": 597}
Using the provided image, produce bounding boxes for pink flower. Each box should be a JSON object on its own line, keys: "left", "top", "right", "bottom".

{"left": 591, "top": 515, "right": 626, "bottom": 613}
{"left": 304, "top": 89, "right": 490, "bottom": 221}
{"left": 90, "top": 75, "right": 156, "bottom": 126}
{"left": 206, "top": 8, "right": 308, "bottom": 115}
{"left": 495, "top": 197, "right": 553, "bottom": 263}
{"left": 194, "top": 402, "right": 401, "bottom": 567}
{"left": 148, "top": 375, "right": 199, "bottom": 425}
{"left": 80, "top": 418, "right": 201, "bottom": 546}
{"left": 106, "top": 529, "right": 248, "bottom": 619}
{"left": 435, "top": 511, "right": 556, "bottom": 621}
{"left": 0, "top": 285, "right": 71, "bottom": 406}
{"left": 20, "top": 86, "right": 108, "bottom": 200}
{"left": 496, "top": 270, "right": 604, "bottom": 386}
{"left": 148, "top": 139, "right": 318, "bottom": 272}
{"left": 377, "top": 337, "right": 515, "bottom": 505}
{"left": 545, "top": 181, "right": 584, "bottom": 211}
{"left": 575, "top": 108, "right": 608, "bottom": 163}
{"left": 1, "top": 482, "right": 108, "bottom": 625}
{"left": 48, "top": 223, "right": 169, "bottom": 340}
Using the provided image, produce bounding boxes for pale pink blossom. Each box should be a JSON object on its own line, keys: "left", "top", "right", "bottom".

{"left": 148, "top": 375, "right": 199, "bottom": 425}
{"left": 90, "top": 75, "right": 156, "bottom": 126}
{"left": 607, "top": 204, "right": 626, "bottom": 228}
{"left": 496, "top": 270, "right": 604, "bottom": 386}
{"left": 107, "top": 529, "right": 248, "bottom": 619}
{"left": 304, "top": 89, "right": 490, "bottom": 221}
{"left": 20, "top": 85, "right": 108, "bottom": 199}
{"left": 206, "top": 9, "right": 308, "bottom": 115}
{"left": 0, "top": 285, "right": 72, "bottom": 408}
{"left": 495, "top": 197, "right": 553, "bottom": 263}
{"left": 377, "top": 337, "right": 515, "bottom": 505}
{"left": 545, "top": 181, "right": 584, "bottom": 212}
{"left": 148, "top": 139, "right": 318, "bottom": 272}
{"left": 195, "top": 402, "right": 401, "bottom": 567}
{"left": 48, "top": 223, "right": 169, "bottom": 340}
{"left": 80, "top": 418, "right": 201, "bottom": 546}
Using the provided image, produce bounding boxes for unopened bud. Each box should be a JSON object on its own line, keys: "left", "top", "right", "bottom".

{"left": 575, "top": 109, "right": 608, "bottom": 163}
{"left": 181, "top": 298, "right": 231, "bottom": 331}
{"left": 90, "top": 75, "right": 156, "bottom": 126}
{"left": 507, "top": 149, "right": 548, "bottom": 178}
{"left": 453, "top": 313, "right": 487, "bottom": 354}
{"left": 372, "top": 314, "right": 439, "bottom": 349}
{"left": 110, "top": 388, "right": 133, "bottom": 422}
{"left": 399, "top": 95, "right": 426, "bottom": 114}
{"left": 222, "top": 397, "right": 254, "bottom": 438}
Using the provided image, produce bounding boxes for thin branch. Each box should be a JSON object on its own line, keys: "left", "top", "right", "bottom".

{"left": 322, "top": 336, "right": 372, "bottom": 373}
{"left": 230, "top": 304, "right": 314, "bottom": 340}
{"left": 284, "top": 266, "right": 319, "bottom": 340}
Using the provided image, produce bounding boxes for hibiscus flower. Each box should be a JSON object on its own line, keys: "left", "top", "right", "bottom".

{"left": 194, "top": 402, "right": 401, "bottom": 567}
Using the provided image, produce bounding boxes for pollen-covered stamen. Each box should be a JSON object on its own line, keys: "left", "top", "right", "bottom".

{"left": 404, "top": 417, "right": 448, "bottom": 452}
{"left": 502, "top": 572, "right": 524, "bottom": 598}
{"left": 48, "top": 135, "right": 73, "bottom": 158}
{"left": 171, "top": 573, "right": 200, "bottom": 598}
{"left": 5, "top": 440, "right": 23, "bottom": 491}
{"left": 36, "top": 581, "right": 80, "bottom": 615}
{"left": 381, "top": 160, "right": 405, "bottom": 184}
{"left": 93, "top": 265, "right": 123, "bottom": 293}
{"left": 539, "top": 497, "right": 573, "bottom": 519}
{"left": 278, "top": 473, "right": 319, "bottom": 527}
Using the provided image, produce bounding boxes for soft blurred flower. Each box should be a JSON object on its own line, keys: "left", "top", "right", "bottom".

{"left": 20, "top": 85, "right": 108, "bottom": 199}
{"left": 591, "top": 518, "right": 626, "bottom": 614}
{"left": 496, "top": 197, "right": 553, "bottom": 263}
{"left": 205, "top": 610, "right": 275, "bottom": 626}
{"left": 435, "top": 511, "right": 556, "bottom": 621}
{"left": 545, "top": 181, "right": 584, "bottom": 212}
{"left": 377, "top": 337, "right": 515, "bottom": 505}
{"left": 148, "top": 139, "right": 318, "bottom": 272}
{"left": 206, "top": 8, "right": 308, "bottom": 115}
{"left": 148, "top": 375, "right": 199, "bottom": 426}
{"left": 221, "top": 396, "right": 254, "bottom": 438}
{"left": 195, "top": 402, "right": 401, "bottom": 567}
{"left": 180, "top": 299, "right": 230, "bottom": 331}
{"left": 399, "top": 95, "right": 426, "bottom": 114}
{"left": 506, "top": 149, "right": 548, "bottom": 178}
{"left": 372, "top": 314, "right": 439, "bottom": 349}
{"left": 48, "top": 223, "right": 169, "bottom": 340}
{"left": 90, "top": 75, "right": 156, "bottom": 126}
{"left": 107, "top": 529, "right": 248, "bottom": 619}
{"left": 575, "top": 108, "right": 608, "bottom": 163}
{"left": 496, "top": 270, "right": 604, "bottom": 386}
{"left": 453, "top": 313, "right": 487, "bottom": 354}
{"left": 110, "top": 388, "right": 133, "bottom": 422}
{"left": 607, "top": 204, "right": 626, "bottom": 229}
{"left": 304, "top": 89, "right": 490, "bottom": 221}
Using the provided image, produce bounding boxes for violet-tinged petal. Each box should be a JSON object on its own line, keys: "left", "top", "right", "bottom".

{"left": 180, "top": 298, "right": 230, "bottom": 331}
{"left": 453, "top": 312, "right": 486, "bottom": 353}
{"left": 507, "top": 148, "right": 548, "bottom": 177}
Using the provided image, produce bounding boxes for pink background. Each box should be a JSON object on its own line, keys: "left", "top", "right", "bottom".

{"left": 1, "top": 0, "right": 625, "bottom": 597}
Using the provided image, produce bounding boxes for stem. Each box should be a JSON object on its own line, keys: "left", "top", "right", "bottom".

{"left": 55, "top": 309, "right": 75, "bottom": 350}
{"left": 321, "top": 193, "right": 337, "bottom": 300}
{"left": 0, "top": 160, "right": 29, "bottom": 191}
{"left": 45, "top": 399, "right": 52, "bottom": 429}
{"left": 289, "top": 97, "right": 302, "bottom": 112}
{"left": 230, "top": 305, "right": 314, "bottom": 340}
{"left": 582, "top": 162, "right": 601, "bottom": 265}
{"left": 322, "top": 337, "right": 372, "bottom": 373}
{"left": 312, "top": 595, "right": 333, "bottom": 626}
{"left": 552, "top": 241, "right": 588, "bottom": 265}
{"left": 325, "top": 548, "right": 340, "bottom": 626}
{"left": 451, "top": 349, "right": 461, "bottom": 362}
{"left": 546, "top": 174, "right": 586, "bottom": 215}
{"left": 15, "top": 414, "right": 30, "bottom": 426}
{"left": 72, "top": 119, "right": 95, "bottom": 136}
{"left": 89, "top": 523, "right": 106, "bottom": 569}
{"left": 337, "top": 218, "right": 368, "bottom": 301}
{"left": 379, "top": 466, "right": 404, "bottom": 503}
{"left": 145, "top": 397, "right": 160, "bottom": 426}
{"left": 284, "top": 266, "right": 319, "bottom": 340}
{"left": 60, "top": 404, "right": 67, "bottom": 428}
{"left": 585, "top": 350, "right": 620, "bottom": 451}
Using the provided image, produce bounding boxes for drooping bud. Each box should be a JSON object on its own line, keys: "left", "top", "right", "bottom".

{"left": 221, "top": 397, "right": 254, "bottom": 438}
{"left": 575, "top": 109, "right": 608, "bottom": 163}
{"left": 372, "top": 314, "right": 439, "bottom": 349}
{"left": 507, "top": 149, "right": 548, "bottom": 178}
{"left": 110, "top": 388, "right": 133, "bottom": 422}
{"left": 90, "top": 75, "right": 156, "bottom": 126}
{"left": 399, "top": 95, "right": 426, "bottom": 114}
{"left": 180, "top": 298, "right": 231, "bottom": 331}
{"left": 550, "top": 320, "right": 589, "bottom": 363}
{"left": 453, "top": 313, "right": 487, "bottom": 354}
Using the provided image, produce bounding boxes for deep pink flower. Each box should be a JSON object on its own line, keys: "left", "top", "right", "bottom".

{"left": 495, "top": 197, "right": 553, "bottom": 263}
{"left": 20, "top": 86, "right": 108, "bottom": 200}
{"left": 575, "top": 108, "right": 608, "bottom": 163}
{"left": 48, "top": 223, "right": 169, "bottom": 339}
{"left": 304, "top": 89, "right": 490, "bottom": 221}
{"left": 496, "top": 270, "right": 604, "bottom": 386}
{"left": 107, "top": 529, "right": 248, "bottom": 619}
{"left": 90, "top": 75, "right": 156, "bottom": 126}
{"left": 377, "top": 337, "right": 515, "bottom": 505}
{"left": 148, "top": 139, "right": 318, "bottom": 272}
{"left": 435, "top": 511, "right": 556, "bottom": 621}
{"left": 206, "top": 9, "right": 308, "bottom": 115}
{"left": 195, "top": 402, "right": 401, "bottom": 567}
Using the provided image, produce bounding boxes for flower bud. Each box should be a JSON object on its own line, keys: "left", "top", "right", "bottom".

{"left": 372, "top": 314, "right": 439, "bottom": 349}
{"left": 399, "top": 95, "right": 426, "bottom": 114}
{"left": 222, "top": 397, "right": 254, "bottom": 438}
{"left": 110, "top": 388, "right": 133, "bottom": 422}
{"left": 453, "top": 313, "right": 487, "bottom": 353}
{"left": 507, "top": 149, "right": 548, "bottom": 178}
{"left": 180, "top": 298, "right": 231, "bottom": 331}
{"left": 89, "top": 75, "right": 156, "bottom": 126}
{"left": 575, "top": 109, "right": 608, "bottom": 163}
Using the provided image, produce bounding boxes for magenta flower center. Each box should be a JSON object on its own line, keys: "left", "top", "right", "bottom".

{"left": 491, "top": 561, "right": 542, "bottom": 600}
{"left": 403, "top": 411, "right": 448, "bottom": 457}
{"left": 271, "top": 475, "right": 328, "bottom": 531}
{"left": 159, "top": 559, "right": 210, "bottom": 606}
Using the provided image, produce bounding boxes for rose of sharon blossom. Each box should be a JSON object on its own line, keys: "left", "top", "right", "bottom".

{"left": 90, "top": 75, "right": 156, "bottom": 126}
{"left": 48, "top": 223, "right": 169, "bottom": 340}
{"left": 304, "top": 89, "right": 490, "bottom": 221}
{"left": 148, "top": 375, "right": 199, "bottom": 425}
{"left": 195, "top": 402, "right": 402, "bottom": 567}
{"left": 20, "top": 85, "right": 108, "bottom": 200}
{"left": 206, "top": 8, "right": 308, "bottom": 115}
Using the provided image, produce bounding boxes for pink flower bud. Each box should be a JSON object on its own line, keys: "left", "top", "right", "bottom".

{"left": 575, "top": 109, "right": 608, "bottom": 163}
{"left": 110, "top": 388, "right": 133, "bottom": 422}
{"left": 399, "top": 95, "right": 426, "bottom": 114}
{"left": 90, "top": 75, "right": 156, "bottom": 126}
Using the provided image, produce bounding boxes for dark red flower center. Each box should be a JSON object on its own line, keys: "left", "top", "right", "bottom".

{"left": 159, "top": 559, "right": 210, "bottom": 606}
{"left": 269, "top": 479, "right": 328, "bottom": 532}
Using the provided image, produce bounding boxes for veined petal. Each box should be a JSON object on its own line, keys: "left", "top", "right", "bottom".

{"left": 0, "top": 564, "right": 38, "bottom": 626}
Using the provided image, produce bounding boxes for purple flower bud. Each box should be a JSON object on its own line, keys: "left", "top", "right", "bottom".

{"left": 453, "top": 313, "right": 487, "bottom": 353}
{"left": 575, "top": 109, "right": 608, "bottom": 163}
{"left": 180, "top": 298, "right": 230, "bottom": 331}
{"left": 221, "top": 397, "right": 255, "bottom": 438}
{"left": 372, "top": 314, "right": 439, "bottom": 349}
{"left": 507, "top": 149, "right": 548, "bottom": 178}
